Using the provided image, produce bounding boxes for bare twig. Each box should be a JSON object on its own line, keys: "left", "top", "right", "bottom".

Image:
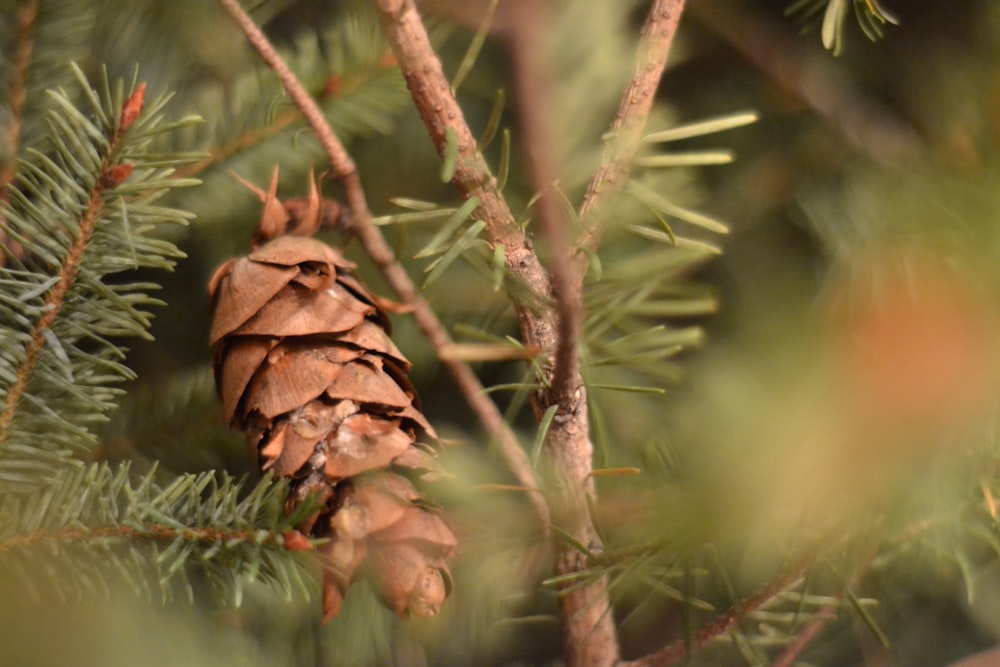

{"left": 578, "top": 0, "right": 688, "bottom": 244}
{"left": 619, "top": 554, "right": 815, "bottom": 667}
{"left": 214, "top": 0, "right": 550, "bottom": 531}
{"left": 506, "top": 1, "right": 581, "bottom": 423}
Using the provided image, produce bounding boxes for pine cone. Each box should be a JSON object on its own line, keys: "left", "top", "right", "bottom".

{"left": 208, "top": 168, "right": 455, "bottom": 620}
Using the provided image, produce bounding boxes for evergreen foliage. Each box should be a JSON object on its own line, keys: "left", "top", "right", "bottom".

{"left": 0, "top": 1, "right": 998, "bottom": 666}
{"left": 0, "top": 64, "right": 196, "bottom": 491}
{"left": 786, "top": 0, "right": 900, "bottom": 53}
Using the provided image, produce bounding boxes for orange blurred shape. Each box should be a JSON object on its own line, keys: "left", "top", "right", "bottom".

{"left": 829, "top": 251, "right": 996, "bottom": 436}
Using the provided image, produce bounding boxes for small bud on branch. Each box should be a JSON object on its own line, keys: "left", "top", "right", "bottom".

{"left": 119, "top": 82, "right": 147, "bottom": 132}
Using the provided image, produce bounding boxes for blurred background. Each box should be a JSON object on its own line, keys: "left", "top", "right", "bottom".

{"left": 5, "top": 0, "right": 1000, "bottom": 665}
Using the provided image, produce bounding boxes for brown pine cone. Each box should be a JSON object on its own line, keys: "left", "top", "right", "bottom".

{"left": 208, "top": 169, "right": 455, "bottom": 620}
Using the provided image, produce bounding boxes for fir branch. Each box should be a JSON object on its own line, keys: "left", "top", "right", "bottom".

{"left": 618, "top": 554, "right": 815, "bottom": 667}
{"left": 0, "top": 67, "right": 196, "bottom": 491}
{"left": 0, "top": 463, "right": 313, "bottom": 605}
{"left": 0, "top": 522, "right": 297, "bottom": 553}
{"left": 0, "top": 111, "right": 128, "bottom": 443}
{"left": 214, "top": 0, "right": 551, "bottom": 533}
{"left": 173, "top": 57, "right": 399, "bottom": 181}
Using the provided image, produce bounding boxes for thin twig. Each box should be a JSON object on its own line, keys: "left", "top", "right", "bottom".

{"left": 506, "top": 1, "right": 581, "bottom": 423}
{"left": 618, "top": 554, "right": 815, "bottom": 667}
{"left": 578, "top": 0, "right": 688, "bottom": 246}
{"left": 770, "top": 539, "right": 881, "bottom": 667}
{"left": 215, "top": 0, "right": 550, "bottom": 532}
{"left": 0, "top": 523, "right": 303, "bottom": 553}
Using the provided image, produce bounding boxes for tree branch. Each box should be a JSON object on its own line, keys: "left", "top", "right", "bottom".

{"left": 173, "top": 62, "right": 396, "bottom": 181}
{"left": 215, "top": 0, "right": 550, "bottom": 532}
{"left": 0, "top": 84, "right": 138, "bottom": 443}
{"left": 506, "top": 1, "right": 581, "bottom": 422}
{"left": 0, "top": 523, "right": 309, "bottom": 553}
{"left": 618, "top": 554, "right": 814, "bottom": 667}
{"left": 578, "top": 0, "right": 687, "bottom": 244}
{"left": 371, "top": 1, "right": 621, "bottom": 664}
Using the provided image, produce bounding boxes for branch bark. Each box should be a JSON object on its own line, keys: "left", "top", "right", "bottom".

{"left": 578, "top": 0, "right": 687, "bottom": 242}
{"left": 374, "top": 0, "right": 691, "bottom": 664}
{"left": 215, "top": 0, "right": 550, "bottom": 532}
{"left": 506, "top": 0, "right": 582, "bottom": 441}
{"left": 372, "top": 1, "right": 621, "bottom": 664}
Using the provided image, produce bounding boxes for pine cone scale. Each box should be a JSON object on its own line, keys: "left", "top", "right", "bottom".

{"left": 209, "top": 260, "right": 298, "bottom": 344}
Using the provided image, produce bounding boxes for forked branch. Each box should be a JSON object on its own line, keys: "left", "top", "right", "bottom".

{"left": 370, "top": 1, "right": 617, "bottom": 664}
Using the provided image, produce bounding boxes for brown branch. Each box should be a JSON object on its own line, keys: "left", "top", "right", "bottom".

{"left": 578, "top": 0, "right": 687, "bottom": 245}
{"left": 619, "top": 554, "right": 815, "bottom": 667}
{"left": 372, "top": 0, "right": 553, "bottom": 320}
{"left": 372, "top": 2, "right": 621, "bottom": 665}
{"left": 0, "top": 523, "right": 304, "bottom": 553}
{"left": 506, "top": 1, "right": 581, "bottom": 418}
{"left": 215, "top": 0, "right": 550, "bottom": 532}
{"left": 770, "top": 539, "right": 881, "bottom": 667}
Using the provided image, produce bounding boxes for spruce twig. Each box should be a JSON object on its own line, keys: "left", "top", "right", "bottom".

{"left": 0, "top": 83, "right": 143, "bottom": 443}
{"left": 618, "top": 553, "right": 815, "bottom": 667}
{"left": 214, "top": 0, "right": 551, "bottom": 534}
{"left": 0, "top": 523, "right": 306, "bottom": 554}
{"left": 173, "top": 60, "right": 397, "bottom": 181}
